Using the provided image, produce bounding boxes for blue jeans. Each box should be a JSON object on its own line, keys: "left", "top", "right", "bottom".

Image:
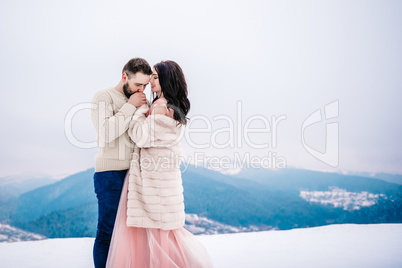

{"left": 93, "top": 169, "right": 127, "bottom": 268}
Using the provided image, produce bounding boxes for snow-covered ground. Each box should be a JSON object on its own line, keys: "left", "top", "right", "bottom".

{"left": 0, "top": 224, "right": 401, "bottom": 268}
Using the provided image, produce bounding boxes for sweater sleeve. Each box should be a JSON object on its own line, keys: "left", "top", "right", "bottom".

{"left": 128, "top": 104, "right": 150, "bottom": 148}
{"left": 91, "top": 91, "right": 137, "bottom": 144}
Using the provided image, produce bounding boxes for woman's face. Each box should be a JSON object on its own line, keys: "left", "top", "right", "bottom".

{"left": 150, "top": 68, "right": 162, "bottom": 97}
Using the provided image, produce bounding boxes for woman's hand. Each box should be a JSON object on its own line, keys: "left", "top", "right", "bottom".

{"left": 152, "top": 105, "right": 172, "bottom": 118}
{"left": 133, "top": 103, "right": 149, "bottom": 116}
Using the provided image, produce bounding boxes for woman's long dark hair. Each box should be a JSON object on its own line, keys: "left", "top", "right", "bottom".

{"left": 153, "top": 60, "right": 190, "bottom": 125}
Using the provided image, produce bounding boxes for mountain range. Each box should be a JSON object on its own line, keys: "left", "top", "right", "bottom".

{"left": 1, "top": 164, "right": 401, "bottom": 239}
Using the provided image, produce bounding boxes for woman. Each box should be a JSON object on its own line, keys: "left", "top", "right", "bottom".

{"left": 106, "top": 60, "right": 213, "bottom": 268}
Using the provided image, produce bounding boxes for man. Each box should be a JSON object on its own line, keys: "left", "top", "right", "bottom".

{"left": 91, "top": 58, "right": 152, "bottom": 268}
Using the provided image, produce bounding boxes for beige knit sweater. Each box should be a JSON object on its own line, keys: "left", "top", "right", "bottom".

{"left": 91, "top": 87, "right": 150, "bottom": 172}
{"left": 126, "top": 104, "right": 185, "bottom": 230}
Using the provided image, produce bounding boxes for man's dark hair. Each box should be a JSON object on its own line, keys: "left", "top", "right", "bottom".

{"left": 122, "top": 58, "right": 152, "bottom": 77}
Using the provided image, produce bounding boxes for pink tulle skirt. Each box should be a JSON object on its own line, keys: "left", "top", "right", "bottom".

{"left": 106, "top": 171, "right": 214, "bottom": 268}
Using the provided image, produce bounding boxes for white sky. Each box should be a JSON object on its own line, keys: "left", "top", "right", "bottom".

{"left": 0, "top": 0, "right": 401, "bottom": 178}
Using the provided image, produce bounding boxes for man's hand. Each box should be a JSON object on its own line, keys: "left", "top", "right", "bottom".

{"left": 128, "top": 92, "right": 147, "bottom": 108}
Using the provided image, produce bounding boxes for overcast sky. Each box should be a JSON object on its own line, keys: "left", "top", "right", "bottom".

{"left": 0, "top": 0, "right": 401, "bottom": 178}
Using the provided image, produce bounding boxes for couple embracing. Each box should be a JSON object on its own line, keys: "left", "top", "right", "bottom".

{"left": 91, "top": 58, "right": 213, "bottom": 268}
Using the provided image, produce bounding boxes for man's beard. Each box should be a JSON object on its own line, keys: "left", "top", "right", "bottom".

{"left": 123, "top": 83, "right": 134, "bottom": 98}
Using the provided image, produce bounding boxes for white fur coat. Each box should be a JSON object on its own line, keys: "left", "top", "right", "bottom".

{"left": 126, "top": 104, "right": 185, "bottom": 230}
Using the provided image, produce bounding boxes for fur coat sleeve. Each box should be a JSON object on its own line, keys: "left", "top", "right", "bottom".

{"left": 128, "top": 104, "right": 184, "bottom": 148}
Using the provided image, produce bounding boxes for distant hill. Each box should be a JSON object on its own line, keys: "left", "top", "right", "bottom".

{"left": 11, "top": 168, "right": 96, "bottom": 224}
{"left": 0, "top": 175, "right": 55, "bottom": 221}
{"left": 19, "top": 203, "right": 98, "bottom": 238}
{"left": 0, "top": 175, "right": 55, "bottom": 197}
{"left": 338, "top": 171, "right": 402, "bottom": 185}
{"left": 231, "top": 166, "right": 401, "bottom": 194}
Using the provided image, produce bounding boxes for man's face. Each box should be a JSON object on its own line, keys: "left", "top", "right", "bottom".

{"left": 123, "top": 72, "right": 150, "bottom": 98}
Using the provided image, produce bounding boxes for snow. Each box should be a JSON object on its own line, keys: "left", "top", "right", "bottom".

{"left": 0, "top": 224, "right": 401, "bottom": 268}
{"left": 299, "top": 187, "right": 386, "bottom": 210}
{"left": 0, "top": 223, "right": 46, "bottom": 242}
{"left": 184, "top": 213, "right": 256, "bottom": 235}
